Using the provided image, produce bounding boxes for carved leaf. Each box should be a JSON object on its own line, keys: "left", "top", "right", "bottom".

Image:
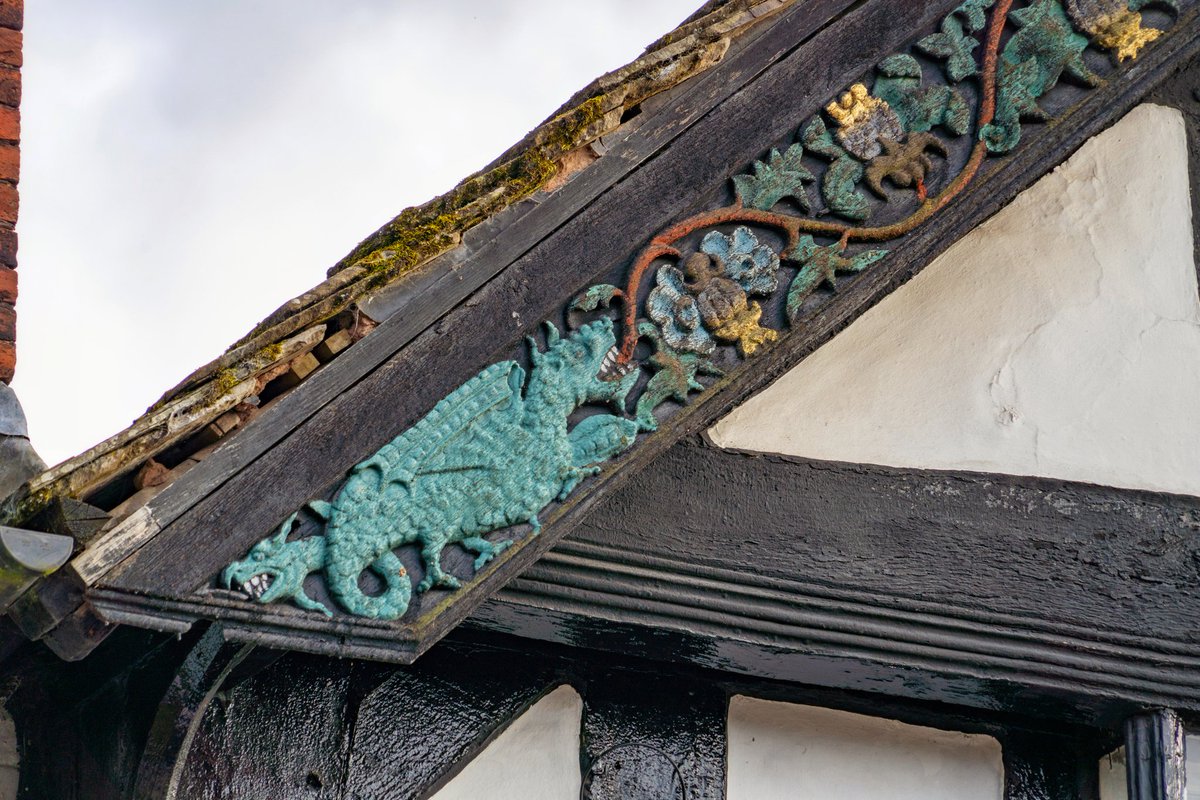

{"left": 877, "top": 53, "right": 923, "bottom": 79}
{"left": 801, "top": 117, "right": 845, "bottom": 160}
{"left": 873, "top": 56, "right": 970, "bottom": 138}
{"left": 732, "top": 143, "right": 815, "bottom": 211}
{"left": 570, "top": 284, "right": 622, "bottom": 314}
{"left": 954, "top": 0, "right": 995, "bottom": 32}
{"left": 633, "top": 322, "right": 722, "bottom": 431}
{"left": 785, "top": 236, "right": 887, "bottom": 321}
{"left": 802, "top": 117, "right": 871, "bottom": 221}
{"left": 917, "top": 15, "right": 980, "bottom": 82}
{"left": 823, "top": 157, "right": 871, "bottom": 221}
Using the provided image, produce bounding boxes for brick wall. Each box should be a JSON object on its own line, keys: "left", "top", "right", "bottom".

{"left": 0, "top": 0, "right": 19, "bottom": 384}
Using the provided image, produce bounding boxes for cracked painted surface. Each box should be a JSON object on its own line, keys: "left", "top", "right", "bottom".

{"left": 709, "top": 104, "right": 1200, "bottom": 496}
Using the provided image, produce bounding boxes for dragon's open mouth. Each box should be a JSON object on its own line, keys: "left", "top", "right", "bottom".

{"left": 241, "top": 573, "right": 273, "bottom": 600}
{"left": 598, "top": 345, "right": 633, "bottom": 381}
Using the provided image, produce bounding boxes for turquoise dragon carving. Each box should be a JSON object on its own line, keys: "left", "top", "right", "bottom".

{"left": 222, "top": 0, "right": 1175, "bottom": 624}
{"left": 222, "top": 318, "right": 638, "bottom": 619}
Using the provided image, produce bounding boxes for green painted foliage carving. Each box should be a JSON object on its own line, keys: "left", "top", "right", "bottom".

{"left": 802, "top": 118, "right": 871, "bottom": 221}
{"left": 785, "top": 236, "right": 888, "bottom": 322}
{"left": 220, "top": 0, "right": 1170, "bottom": 624}
{"left": 634, "top": 322, "right": 722, "bottom": 432}
{"left": 570, "top": 284, "right": 622, "bottom": 314}
{"left": 981, "top": 0, "right": 1099, "bottom": 153}
{"left": 873, "top": 55, "right": 971, "bottom": 136}
{"left": 917, "top": 15, "right": 980, "bottom": 82}
{"left": 732, "top": 143, "right": 815, "bottom": 211}
{"left": 954, "top": 0, "right": 996, "bottom": 33}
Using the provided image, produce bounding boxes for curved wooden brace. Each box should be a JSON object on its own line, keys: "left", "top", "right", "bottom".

{"left": 132, "top": 625, "right": 253, "bottom": 800}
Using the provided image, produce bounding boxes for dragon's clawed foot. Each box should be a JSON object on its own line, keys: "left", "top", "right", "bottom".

{"left": 417, "top": 572, "right": 462, "bottom": 593}
{"left": 293, "top": 591, "right": 333, "bottom": 617}
{"left": 463, "top": 536, "right": 513, "bottom": 570}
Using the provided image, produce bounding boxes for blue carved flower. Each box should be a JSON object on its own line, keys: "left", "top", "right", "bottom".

{"left": 647, "top": 265, "right": 717, "bottom": 355}
{"left": 646, "top": 226, "right": 781, "bottom": 357}
{"left": 699, "top": 226, "right": 779, "bottom": 296}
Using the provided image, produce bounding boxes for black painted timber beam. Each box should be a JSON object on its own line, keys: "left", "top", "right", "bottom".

{"left": 472, "top": 440, "right": 1200, "bottom": 722}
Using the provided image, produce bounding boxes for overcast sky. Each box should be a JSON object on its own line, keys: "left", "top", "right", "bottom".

{"left": 12, "top": 1, "right": 703, "bottom": 466}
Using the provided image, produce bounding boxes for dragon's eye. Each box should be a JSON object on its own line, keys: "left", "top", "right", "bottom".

{"left": 253, "top": 552, "right": 264, "bottom": 561}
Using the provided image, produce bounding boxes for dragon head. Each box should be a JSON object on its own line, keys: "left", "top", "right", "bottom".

{"left": 528, "top": 318, "right": 637, "bottom": 412}
{"left": 221, "top": 528, "right": 325, "bottom": 606}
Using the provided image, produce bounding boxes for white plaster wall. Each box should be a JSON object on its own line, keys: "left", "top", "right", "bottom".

{"left": 429, "top": 684, "right": 581, "bottom": 800}
{"left": 709, "top": 104, "right": 1200, "bottom": 496}
{"left": 1190, "top": 735, "right": 1200, "bottom": 800}
{"left": 1099, "top": 748, "right": 1128, "bottom": 800}
{"left": 727, "top": 695, "right": 1003, "bottom": 800}
{"left": 1099, "top": 737, "right": 1200, "bottom": 799}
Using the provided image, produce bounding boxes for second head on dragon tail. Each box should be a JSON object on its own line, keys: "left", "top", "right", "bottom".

{"left": 526, "top": 317, "right": 638, "bottom": 414}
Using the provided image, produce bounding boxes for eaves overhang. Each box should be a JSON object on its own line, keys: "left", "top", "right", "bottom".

{"left": 1, "top": 0, "right": 1197, "bottom": 717}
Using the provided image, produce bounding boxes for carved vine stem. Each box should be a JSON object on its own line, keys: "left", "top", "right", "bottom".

{"left": 615, "top": 0, "right": 1012, "bottom": 365}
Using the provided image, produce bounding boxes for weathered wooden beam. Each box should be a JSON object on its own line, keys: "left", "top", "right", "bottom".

{"left": 469, "top": 441, "right": 1200, "bottom": 721}
{"left": 581, "top": 670, "right": 726, "bottom": 800}
{"left": 1125, "top": 711, "right": 1187, "bottom": 800}
{"left": 133, "top": 625, "right": 253, "bottom": 800}
{"left": 79, "top": 0, "right": 1200, "bottom": 674}
{"left": 68, "top": 0, "right": 860, "bottom": 575}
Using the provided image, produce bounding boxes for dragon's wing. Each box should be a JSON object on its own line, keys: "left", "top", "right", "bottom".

{"left": 352, "top": 360, "right": 524, "bottom": 487}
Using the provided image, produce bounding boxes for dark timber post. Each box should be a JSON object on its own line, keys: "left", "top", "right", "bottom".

{"left": 580, "top": 669, "right": 727, "bottom": 800}
{"left": 1125, "top": 710, "right": 1186, "bottom": 800}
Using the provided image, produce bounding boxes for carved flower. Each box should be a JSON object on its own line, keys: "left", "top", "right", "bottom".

{"left": 825, "top": 83, "right": 905, "bottom": 160}
{"left": 646, "top": 226, "right": 780, "bottom": 358}
{"left": 699, "top": 226, "right": 780, "bottom": 297}
{"left": 647, "top": 265, "right": 716, "bottom": 355}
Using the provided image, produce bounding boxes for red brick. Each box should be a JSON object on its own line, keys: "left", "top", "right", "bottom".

{"left": 0, "top": 341, "right": 13, "bottom": 384}
{"left": 0, "top": 29, "right": 20, "bottom": 68}
{"left": 0, "top": 67, "right": 19, "bottom": 108}
{"left": 0, "top": 229, "right": 15, "bottom": 267}
{"left": 0, "top": 182, "right": 16, "bottom": 225}
{"left": 0, "top": 302, "right": 13, "bottom": 341}
{"left": 0, "top": 1, "right": 22, "bottom": 31}
{"left": 0, "top": 106, "right": 18, "bottom": 142}
{"left": 0, "top": 266, "right": 12, "bottom": 305}
{"left": 0, "top": 144, "right": 17, "bottom": 183}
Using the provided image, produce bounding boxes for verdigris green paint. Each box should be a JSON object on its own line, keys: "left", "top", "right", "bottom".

{"left": 223, "top": 318, "right": 638, "bottom": 619}
{"left": 731, "top": 143, "right": 815, "bottom": 212}
{"left": 786, "top": 236, "right": 888, "bottom": 321}
{"left": 219, "top": 0, "right": 1164, "bottom": 625}
{"left": 801, "top": 117, "right": 871, "bottom": 221}
{"left": 872, "top": 55, "right": 971, "bottom": 136}
{"left": 981, "top": 0, "right": 1099, "bottom": 153}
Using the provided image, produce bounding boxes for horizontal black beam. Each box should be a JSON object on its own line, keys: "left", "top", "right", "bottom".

{"left": 88, "top": 0, "right": 1200, "bottom": 668}
{"left": 472, "top": 441, "right": 1200, "bottom": 722}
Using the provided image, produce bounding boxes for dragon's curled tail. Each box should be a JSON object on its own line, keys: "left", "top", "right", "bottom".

{"left": 324, "top": 548, "right": 413, "bottom": 620}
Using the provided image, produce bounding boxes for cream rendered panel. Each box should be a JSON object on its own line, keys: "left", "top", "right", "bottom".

{"left": 1099, "top": 748, "right": 1128, "bottom": 800}
{"left": 727, "top": 695, "right": 1003, "bottom": 800}
{"left": 709, "top": 105, "right": 1200, "bottom": 496}
{"left": 429, "top": 685, "right": 582, "bottom": 800}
